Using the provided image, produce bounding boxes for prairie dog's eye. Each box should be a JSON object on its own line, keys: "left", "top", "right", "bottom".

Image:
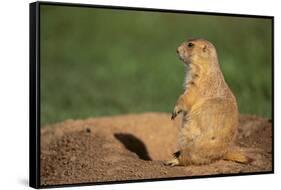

{"left": 188, "top": 42, "right": 194, "bottom": 48}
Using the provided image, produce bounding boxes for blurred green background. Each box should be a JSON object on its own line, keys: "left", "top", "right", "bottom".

{"left": 40, "top": 5, "right": 272, "bottom": 126}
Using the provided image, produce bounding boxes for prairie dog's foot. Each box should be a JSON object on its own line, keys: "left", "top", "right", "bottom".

{"left": 171, "top": 106, "right": 182, "bottom": 120}
{"left": 165, "top": 158, "right": 180, "bottom": 166}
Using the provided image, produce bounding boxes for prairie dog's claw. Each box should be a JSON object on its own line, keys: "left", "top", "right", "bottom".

{"left": 165, "top": 158, "right": 180, "bottom": 166}
{"left": 171, "top": 108, "right": 182, "bottom": 120}
{"left": 171, "top": 112, "right": 177, "bottom": 120}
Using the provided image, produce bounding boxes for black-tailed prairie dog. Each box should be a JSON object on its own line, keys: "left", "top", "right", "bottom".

{"left": 167, "top": 38, "right": 251, "bottom": 166}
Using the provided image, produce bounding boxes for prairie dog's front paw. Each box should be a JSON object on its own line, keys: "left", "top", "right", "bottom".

{"left": 171, "top": 106, "right": 182, "bottom": 120}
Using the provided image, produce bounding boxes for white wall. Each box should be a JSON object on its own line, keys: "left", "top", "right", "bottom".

{"left": 0, "top": 0, "right": 279, "bottom": 189}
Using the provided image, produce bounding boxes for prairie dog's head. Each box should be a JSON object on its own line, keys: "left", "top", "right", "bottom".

{"left": 177, "top": 39, "right": 218, "bottom": 67}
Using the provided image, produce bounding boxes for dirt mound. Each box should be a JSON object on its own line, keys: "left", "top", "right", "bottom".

{"left": 40, "top": 113, "right": 272, "bottom": 186}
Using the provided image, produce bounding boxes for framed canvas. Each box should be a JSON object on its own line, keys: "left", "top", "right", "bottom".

{"left": 29, "top": 1, "right": 274, "bottom": 188}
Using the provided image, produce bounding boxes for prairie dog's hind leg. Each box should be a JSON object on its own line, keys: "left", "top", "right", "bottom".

{"left": 165, "top": 151, "right": 181, "bottom": 166}
{"left": 165, "top": 158, "right": 180, "bottom": 166}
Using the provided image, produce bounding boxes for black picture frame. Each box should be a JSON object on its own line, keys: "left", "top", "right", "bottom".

{"left": 29, "top": 1, "right": 274, "bottom": 189}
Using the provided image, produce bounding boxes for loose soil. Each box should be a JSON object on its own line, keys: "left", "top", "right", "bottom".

{"left": 40, "top": 113, "right": 272, "bottom": 186}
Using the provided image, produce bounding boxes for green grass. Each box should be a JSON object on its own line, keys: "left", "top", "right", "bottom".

{"left": 40, "top": 5, "right": 272, "bottom": 126}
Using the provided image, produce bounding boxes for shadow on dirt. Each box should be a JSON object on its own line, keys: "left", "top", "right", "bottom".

{"left": 114, "top": 133, "right": 152, "bottom": 161}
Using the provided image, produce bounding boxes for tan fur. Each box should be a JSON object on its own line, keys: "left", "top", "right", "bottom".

{"left": 223, "top": 148, "right": 253, "bottom": 163}
{"left": 167, "top": 39, "right": 251, "bottom": 166}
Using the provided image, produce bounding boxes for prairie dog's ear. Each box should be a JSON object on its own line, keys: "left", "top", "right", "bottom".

{"left": 202, "top": 45, "right": 207, "bottom": 52}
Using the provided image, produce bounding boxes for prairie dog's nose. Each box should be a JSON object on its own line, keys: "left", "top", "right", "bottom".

{"left": 176, "top": 47, "right": 180, "bottom": 54}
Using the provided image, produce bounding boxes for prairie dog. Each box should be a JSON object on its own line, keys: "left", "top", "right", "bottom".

{"left": 167, "top": 38, "right": 251, "bottom": 166}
